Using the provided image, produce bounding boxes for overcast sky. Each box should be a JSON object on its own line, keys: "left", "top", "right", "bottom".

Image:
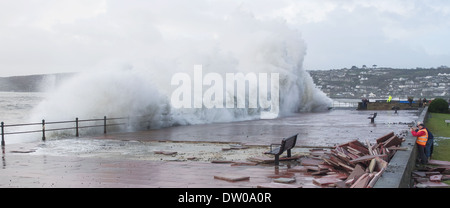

{"left": 1, "top": 0, "right": 450, "bottom": 77}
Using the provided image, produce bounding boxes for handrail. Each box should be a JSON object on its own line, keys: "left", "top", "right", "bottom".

{"left": 1, "top": 115, "right": 138, "bottom": 146}
{"left": 331, "top": 100, "right": 359, "bottom": 108}
{"left": 3, "top": 122, "right": 42, "bottom": 127}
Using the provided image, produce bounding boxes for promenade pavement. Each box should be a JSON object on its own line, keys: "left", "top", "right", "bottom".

{"left": 0, "top": 110, "right": 418, "bottom": 188}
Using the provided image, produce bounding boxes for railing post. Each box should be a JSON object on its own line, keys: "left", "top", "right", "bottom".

{"left": 1, "top": 122, "right": 5, "bottom": 146}
{"left": 75, "top": 117, "right": 79, "bottom": 137}
{"left": 104, "top": 116, "right": 107, "bottom": 134}
{"left": 42, "top": 119, "right": 46, "bottom": 141}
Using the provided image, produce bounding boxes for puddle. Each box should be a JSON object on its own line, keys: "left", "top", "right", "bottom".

{"left": 26, "top": 138, "right": 291, "bottom": 162}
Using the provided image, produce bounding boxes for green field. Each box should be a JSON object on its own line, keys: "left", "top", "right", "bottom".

{"left": 425, "top": 113, "right": 450, "bottom": 162}
{"left": 426, "top": 113, "right": 450, "bottom": 185}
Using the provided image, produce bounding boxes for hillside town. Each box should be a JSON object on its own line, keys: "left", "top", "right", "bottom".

{"left": 1, "top": 66, "right": 449, "bottom": 103}
{"left": 308, "top": 66, "right": 450, "bottom": 101}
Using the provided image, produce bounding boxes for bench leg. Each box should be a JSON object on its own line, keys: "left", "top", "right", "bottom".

{"left": 274, "top": 155, "right": 279, "bottom": 166}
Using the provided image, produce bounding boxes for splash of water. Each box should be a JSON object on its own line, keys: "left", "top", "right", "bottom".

{"left": 30, "top": 10, "right": 332, "bottom": 132}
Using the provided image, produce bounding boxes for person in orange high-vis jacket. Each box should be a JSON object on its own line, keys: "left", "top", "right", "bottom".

{"left": 411, "top": 123, "right": 428, "bottom": 164}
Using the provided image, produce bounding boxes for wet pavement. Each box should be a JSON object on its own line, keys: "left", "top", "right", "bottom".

{"left": 0, "top": 109, "right": 420, "bottom": 188}
{"left": 94, "top": 109, "right": 418, "bottom": 147}
{"left": 1, "top": 151, "right": 316, "bottom": 188}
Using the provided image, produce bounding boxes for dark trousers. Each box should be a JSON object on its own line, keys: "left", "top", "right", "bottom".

{"left": 425, "top": 138, "right": 434, "bottom": 159}
{"left": 417, "top": 145, "right": 428, "bottom": 164}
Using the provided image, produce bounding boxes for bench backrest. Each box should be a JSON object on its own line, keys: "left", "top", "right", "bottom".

{"left": 281, "top": 134, "right": 298, "bottom": 151}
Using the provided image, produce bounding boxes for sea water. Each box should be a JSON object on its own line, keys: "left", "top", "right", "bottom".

{"left": 0, "top": 92, "right": 46, "bottom": 124}
{"left": 0, "top": 92, "right": 47, "bottom": 144}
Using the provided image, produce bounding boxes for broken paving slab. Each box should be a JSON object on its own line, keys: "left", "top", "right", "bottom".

{"left": 309, "top": 149, "right": 329, "bottom": 157}
{"left": 287, "top": 166, "right": 308, "bottom": 173}
{"left": 412, "top": 171, "right": 427, "bottom": 177}
{"left": 349, "top": 154, "right": 386, "bottom": 164}
{"left": 266, "top": 171, "right": 295, "bottom": 179}
{"left": 247, "top": 156, "right": 274, "bottom": 163}
{"left": 154, "top": 151, "right": 177, "bottom": 155}
{"left": 313, "top": 176, "right": 342, "bottom": 187}
{"left": 430, "top": 175, "right": 443, "bottom": 182}
{"left": 273, "top": 177, "right": 296, "bottom": 184}
{"left": 257, "top": 183, "right": 302, "bottom": 188}
{"left": 428, "top": 160, "right": 450, "bottom": 166}
{"left": 346, "top": 164, "right": 365, "bottom": 183}
{"left": 300, "top": 157, "right": 325, "bottom": 166}
{"left": 350, "top": 173, "right": 372, "bottom": 188}
{"left": 214, "top": 175, "right": 250, "bottom": 182}
{"left": 415, "top": 181, "right": 450, "bottom": 188}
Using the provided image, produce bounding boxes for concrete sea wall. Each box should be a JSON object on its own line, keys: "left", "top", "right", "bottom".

{"left": 374, "top": 106, "right": 428, "bottom": 188}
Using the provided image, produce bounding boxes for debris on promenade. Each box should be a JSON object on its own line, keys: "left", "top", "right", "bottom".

{"left": 210, "top": 131, "right": 407, "bottom": 188}
{"left": 269, "top": 132, "right": 401, "bottom": 187}
{"left": 412, "top": 160, "right": 450, "bottom": 188}
{"left": 309, "top": 131, "right": 404, "bottom": 188}
{"left": 208, "top": 131, "right": 410, "bottom": 188}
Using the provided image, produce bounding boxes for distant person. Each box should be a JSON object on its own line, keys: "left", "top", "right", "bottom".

{"left": 361, "top": 98, "right": 368, "bottom": 109}
{"left": 407, "top": 96, "right": 413, "bottom": 107}
{"left": 410, "top": 123, "right": 429, "bottom": 164}
{"left": 387, "top": 95, "right": 392, "bottom": 103}
{"left": 423, "top": 98, "right": 427, "bottom": 106}
{"left": 425, "top": 130, "right": 434, "bottom": 161}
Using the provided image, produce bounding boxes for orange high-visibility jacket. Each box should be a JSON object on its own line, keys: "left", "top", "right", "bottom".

{"left": 411, "top": 129, "right": 428, "bottom": 146}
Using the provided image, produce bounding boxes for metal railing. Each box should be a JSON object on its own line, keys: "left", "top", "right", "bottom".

{"left": 331, "top": 101, "right": 359, "bottom": 108}
{"left": 1, "top": 116, "right": 129, "bottom": 146}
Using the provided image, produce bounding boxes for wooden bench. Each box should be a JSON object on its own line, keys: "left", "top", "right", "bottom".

{"left": 266, "top": 134, "right": 298, "bottom": 165}
{"left": 368, "top": 113, "right": 377, "bottom": 123}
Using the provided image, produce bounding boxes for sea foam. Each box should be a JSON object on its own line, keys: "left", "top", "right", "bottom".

{"left": 30, "top": 9, "right": 332, "bottom": 133}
